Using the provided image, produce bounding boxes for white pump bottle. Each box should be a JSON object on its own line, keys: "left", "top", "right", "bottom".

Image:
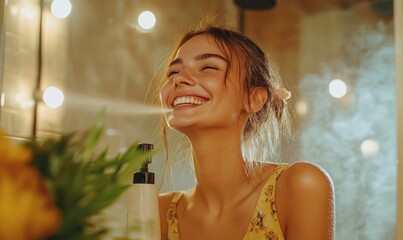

{"left": 126, "top": 143, "right": 161, "bottom": 240}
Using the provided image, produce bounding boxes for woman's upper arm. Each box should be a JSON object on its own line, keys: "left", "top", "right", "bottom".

{"left": 284, "top": 162, "right": 335, "bottom": 240}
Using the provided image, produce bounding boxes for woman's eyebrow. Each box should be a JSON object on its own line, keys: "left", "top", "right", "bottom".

{"left": 194, "top": 53, "right": 228, "bottom": 62}
{"left": 169, "top": 53, "right": 228, "bottom": 67}
{"left": 169, "top": 58, "right": 182, "bottom": 67}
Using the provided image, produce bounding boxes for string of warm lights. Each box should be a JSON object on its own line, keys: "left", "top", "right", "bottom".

{"left": 3, "top": 1, "right": 157, "bottom": 112}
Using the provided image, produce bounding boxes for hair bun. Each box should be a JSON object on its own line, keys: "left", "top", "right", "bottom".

{"left": 273, "top": 87, "right": 291, "bottom": 104}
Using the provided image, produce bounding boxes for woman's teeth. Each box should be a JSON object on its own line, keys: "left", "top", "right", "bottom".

{"left": 173, "top": 96, "right": 206, "bottom": 107}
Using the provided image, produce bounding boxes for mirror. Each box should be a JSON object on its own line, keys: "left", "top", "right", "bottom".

{"left": 0, "top": 0, "right": 398, "bottom": 239}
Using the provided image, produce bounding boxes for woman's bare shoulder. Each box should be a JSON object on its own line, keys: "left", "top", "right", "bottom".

{"left": 279, "top": 161, "right": 335, "bottom": 239}
{"left": 282, "top": 161, "right": 333, "bottom": 189}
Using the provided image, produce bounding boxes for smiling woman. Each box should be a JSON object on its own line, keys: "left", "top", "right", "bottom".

{"left": 161, "top": 35, "right": 239, "bottom": 134}
{"left": 157, "top": 20, "right": 335, "bottom": 240}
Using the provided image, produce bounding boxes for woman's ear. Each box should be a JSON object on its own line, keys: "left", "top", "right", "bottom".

{"left": 246, "top": 87, "right": 268, "bottom": 113}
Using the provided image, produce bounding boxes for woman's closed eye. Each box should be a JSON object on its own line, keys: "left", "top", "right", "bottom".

{"left": 201, "top": 64, "right": 219, "bottom": 71}
{"left": 167, "top": 63, "right": 221, "bottom": 78}
{"left": 167, "top": 70, "right": 179, "bottom": 77}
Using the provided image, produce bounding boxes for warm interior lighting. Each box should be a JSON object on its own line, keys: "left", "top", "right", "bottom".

{"left": 138, "top": 11, "right": 156, "bottom": 30}
{"left": 329, "top": 79, "right": 347, "bottom": 98}
{"left": 360, "top": 138, "right": 380, "bottom": 158}
{"left": 42, "top": 86, "right": 64, "bottom": 108}
{"left": 51, "top": 0, "right": 72, "bottom": 19}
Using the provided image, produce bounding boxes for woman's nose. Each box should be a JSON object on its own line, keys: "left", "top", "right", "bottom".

{"left": 173, "top": 70, "right": 195, "bottom": 86}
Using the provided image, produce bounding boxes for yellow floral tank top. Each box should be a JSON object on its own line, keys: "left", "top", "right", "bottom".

{"left": 166, "top": 164, "right": 288, "bottom": 240}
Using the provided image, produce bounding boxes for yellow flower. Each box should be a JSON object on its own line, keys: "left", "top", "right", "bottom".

{"left": 0, "top": 132, "right": 61, "bottom": 240}
{"left": 0, "top": 132, "right": 32, "bottom": 165}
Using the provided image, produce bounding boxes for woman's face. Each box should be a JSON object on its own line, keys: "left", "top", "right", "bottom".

{"left": 160, "top": 34, "right": 247, "bottom": 134}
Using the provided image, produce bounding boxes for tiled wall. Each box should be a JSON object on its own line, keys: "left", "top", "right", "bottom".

{"left": 1, "top": 0, "right": 40, "bottom": 138}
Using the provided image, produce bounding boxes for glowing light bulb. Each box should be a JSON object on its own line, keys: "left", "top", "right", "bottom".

{"left": 137, "top": 11, "right": 156, "bottom": 30}
{"left": 51, "top": 0, "right": 72, "bottom": 19}
{"left": 360, "top": 138, "right": 380, "bottom": 158}
{"left": 296, "top": 100, "right": 308, "bottom": 115}
{"left": 329, "top": 79, "right": 347, "bottom": 98}
{"left": 42, "top": 86, "right": 64, "bottom": 108}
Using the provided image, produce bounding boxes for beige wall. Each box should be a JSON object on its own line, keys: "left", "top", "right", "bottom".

{"left": 395, "top": 0, "right": 403, "bottom": 238}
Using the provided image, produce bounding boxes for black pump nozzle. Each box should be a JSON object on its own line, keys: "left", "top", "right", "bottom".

{"left": 138, "top": 143, "right": 154, "bottom": 172}
{"left": 133, "top": 143, "right": 155, "bottom": 184}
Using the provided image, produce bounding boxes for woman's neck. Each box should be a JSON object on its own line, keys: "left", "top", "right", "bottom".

{"left": 186, "top": 128, "right": 255, "bottom": 213}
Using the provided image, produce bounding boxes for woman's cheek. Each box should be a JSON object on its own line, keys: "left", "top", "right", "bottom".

{"left": 160, "top": 83, "right": 171, "bottom": 108}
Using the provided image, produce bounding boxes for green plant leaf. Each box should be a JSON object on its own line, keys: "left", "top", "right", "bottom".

{"left": 83, "top": 110, "right": 106, "bottom": 161}
{"left": 26, "top": 111, "right": 155, "bottom": 240}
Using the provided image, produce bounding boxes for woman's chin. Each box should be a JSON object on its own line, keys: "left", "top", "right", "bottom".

{"left": 165, "top": 112, "right": 202, "bottom": 130}
{"left": 167, "top": 119, "right": 205, "bottom": 135}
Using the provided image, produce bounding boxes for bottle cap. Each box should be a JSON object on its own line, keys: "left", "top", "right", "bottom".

{"left": 133, "top": 171, "right": 155, "bottom": 184}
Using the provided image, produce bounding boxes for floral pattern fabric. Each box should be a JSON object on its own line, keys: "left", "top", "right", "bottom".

{"left": 167, "top": 164, "right": 288, "bottom": 240}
